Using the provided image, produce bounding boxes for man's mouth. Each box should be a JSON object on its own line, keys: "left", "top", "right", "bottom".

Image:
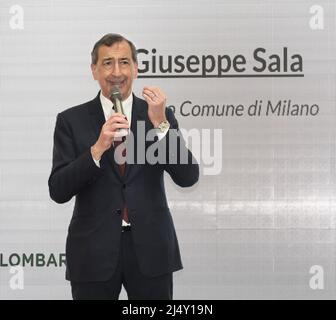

{"left": 107, "top": 79, "right": 126, "bottom": 88}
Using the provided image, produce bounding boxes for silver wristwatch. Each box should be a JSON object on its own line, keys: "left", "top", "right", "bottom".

{"left": 156, "top": 120, "right": 170, "bottom": 133}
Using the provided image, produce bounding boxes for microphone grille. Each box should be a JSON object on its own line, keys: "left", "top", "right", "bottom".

{"left": 110, "top": 86, "right": 122, "bottom": 100}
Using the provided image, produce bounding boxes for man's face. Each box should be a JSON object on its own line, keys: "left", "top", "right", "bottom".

{"left": 91, "top": 41, "right": 138, "bottom": 101}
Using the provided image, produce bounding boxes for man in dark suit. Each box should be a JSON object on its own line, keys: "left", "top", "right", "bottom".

{"left": 48, "top": 33, "right": 199, "bottom": 300}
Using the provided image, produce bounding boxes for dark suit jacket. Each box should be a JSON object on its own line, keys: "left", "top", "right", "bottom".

{"left": 48, "top": 92, "right": 199, "bottom": 282}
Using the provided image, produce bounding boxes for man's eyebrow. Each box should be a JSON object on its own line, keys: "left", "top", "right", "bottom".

{"left": 102, "top": 57, "right": 130, "bottom": 62}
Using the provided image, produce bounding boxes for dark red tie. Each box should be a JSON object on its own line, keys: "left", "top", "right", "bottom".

{"left": 114, "top": 138, "right": 129, "bottom": 223}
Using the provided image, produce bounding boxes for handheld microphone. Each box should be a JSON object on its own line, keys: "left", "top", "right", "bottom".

{"left": 110, "top": 85, "right": 125, "bottom": 115}
{"left": 109, "top": 86, "right": 129, "bottom": 138}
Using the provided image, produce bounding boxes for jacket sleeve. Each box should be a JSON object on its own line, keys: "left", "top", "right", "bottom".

{"left": 48, "top": 112, "right": 102, "bottom": 204}
{"left": 162, "top": 108, "right": 200, "bottom": 187}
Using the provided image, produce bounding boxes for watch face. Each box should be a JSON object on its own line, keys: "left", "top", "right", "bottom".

{"left": 158, "top": 121, "right": 170, "bottom": 131}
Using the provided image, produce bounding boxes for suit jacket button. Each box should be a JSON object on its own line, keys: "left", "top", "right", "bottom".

{"left": 116, "top": 209, "right": 122, "bottom": 215}
{"left": 122, "top": 184, "right": 126, "bottom": 189}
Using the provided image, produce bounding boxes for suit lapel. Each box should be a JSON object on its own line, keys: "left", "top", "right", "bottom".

{"left": 88, "top": 92, "right": 105, "bottom": 137}
{"left": 124, "top": 94, "right": 147, "bottom": 179}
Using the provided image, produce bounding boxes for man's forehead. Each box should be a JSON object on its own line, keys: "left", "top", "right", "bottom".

{"left": 98, "top": 42, "right": 132, "bottom": 59}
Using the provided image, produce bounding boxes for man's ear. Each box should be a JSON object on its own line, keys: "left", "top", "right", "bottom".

{"left": 91, "top": 63, "right": 97, "bottom": 80}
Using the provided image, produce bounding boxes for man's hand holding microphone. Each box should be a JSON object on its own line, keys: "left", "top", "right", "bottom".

{"left": 91, "top": 86, "right": 129, "bottom": 162}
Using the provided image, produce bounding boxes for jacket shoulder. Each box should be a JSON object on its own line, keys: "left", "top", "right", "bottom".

{"left": 59, "top": 101, "right": 91, "bottom": 119}
{"left": 58, "top": 94, "right": 100, "bottom": 120}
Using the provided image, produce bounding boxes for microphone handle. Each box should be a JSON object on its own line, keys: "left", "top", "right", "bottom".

{"left": 112, "top": 97, "right": 125, "bottom": 115}
{"left": 111, "top": 97, "right": 128, "bottom": 138}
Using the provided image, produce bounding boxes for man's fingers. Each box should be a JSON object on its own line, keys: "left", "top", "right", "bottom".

{"left": 143, "top": 90, "right": 165, "bottom": 104}
{"left": 143, "top": 88, "right": 162, "bottom": 97}
{"left": 112, "top": 123, "right": 129, "bottom": 130}
{"left": 105, "top": 115, "right": 129, "bottom": 126}
{"left": 111, "top": 112, "right": 126, "bottom": 117}
{"left": 142, "top": 92, "right": 153, "bottom": 102}
{"left": 142, "top": 90, "right": 155, "bottom": 100}
{"left": 143, "top": 87, "right": 165, "bottom": 99}
{"left": 105, "top": 123, "right": 130, "bottom": 133}
{"left": 104, "top": 122, "right": 129, "bottom": 132}
{"left": 107, "top": 112, "right": 127, "bottom": 121}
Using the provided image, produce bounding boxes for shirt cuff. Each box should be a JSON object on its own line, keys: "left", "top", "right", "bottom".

{"left": 156, "top": 127, "right": 169, "bottom": 141}
{"left": 92, "top": 155, "right": 101, "bottom": 168}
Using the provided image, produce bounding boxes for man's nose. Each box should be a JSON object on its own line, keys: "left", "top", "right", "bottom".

{"left": 111, "top": 62, "right": 121, "bottom": 76}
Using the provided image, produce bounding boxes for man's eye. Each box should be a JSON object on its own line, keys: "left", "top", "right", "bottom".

{"left": 103, "top": 61, "right": 112, "bottom": 66}
{"left": 121, "top": 60, "right": 129, "bottom": 65}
